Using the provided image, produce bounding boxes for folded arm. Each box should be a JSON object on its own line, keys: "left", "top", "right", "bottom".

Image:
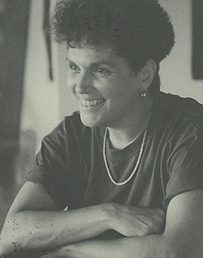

{"left": 42, "top": 189, "right": 203, "bottom": 258}
{"left": 0, "top": 182, "right": 111, "bottom": 257}
{"left": 0, "top": 181, "right": 165, "bottom": 257}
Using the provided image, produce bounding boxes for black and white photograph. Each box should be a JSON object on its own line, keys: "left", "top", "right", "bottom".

{"left": 0, "top": 0, "right": 203, "bottom": 257}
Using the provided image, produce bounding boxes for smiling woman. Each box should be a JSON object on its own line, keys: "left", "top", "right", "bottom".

{"left": 66, "top": 45, "right": 154, "bottom": 131}
{"left": 1, "top": 1, "right": 203, "bottom": 258}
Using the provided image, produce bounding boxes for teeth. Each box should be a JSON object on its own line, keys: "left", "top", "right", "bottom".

{"left": 81, "top": 99, "right": 105, "bottom": 107}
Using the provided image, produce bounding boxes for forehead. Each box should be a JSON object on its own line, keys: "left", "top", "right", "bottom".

{"left": 66, "top": 45, "right": 131, "bottom": 72}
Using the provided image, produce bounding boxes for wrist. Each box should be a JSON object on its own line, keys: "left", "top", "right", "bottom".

{"left": 99, "top": 203, "right": 118, "bottom": 231}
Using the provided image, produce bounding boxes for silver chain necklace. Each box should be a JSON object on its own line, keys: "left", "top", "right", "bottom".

{"left": 103, "top": 128, "right": 147, "bottom": 186}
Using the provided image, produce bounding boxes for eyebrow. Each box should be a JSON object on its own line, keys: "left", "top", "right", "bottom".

{"left": 66, "top": 57, "right": 115, "bottom": 69}
{"left": 91, "top": 62, "right": 114, "bottom": 69}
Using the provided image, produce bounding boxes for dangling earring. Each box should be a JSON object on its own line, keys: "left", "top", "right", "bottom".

{"left": 141, "top": 91, "right": 147, "bottom": 98}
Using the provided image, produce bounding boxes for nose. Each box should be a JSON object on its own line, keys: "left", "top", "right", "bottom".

{"left": 74, "top": 71, "right": 93, "bottom": 94}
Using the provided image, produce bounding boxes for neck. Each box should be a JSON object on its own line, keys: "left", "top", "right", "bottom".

{"left": 107, "top": 97, "right": 153, "bottom": 150}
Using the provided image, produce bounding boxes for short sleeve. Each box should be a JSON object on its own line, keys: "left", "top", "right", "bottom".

{"left": 164, "top": 123, "right": 203, "bottom": 206}
{"left": 26, "top": 120, "right": 71, "bottom": 209}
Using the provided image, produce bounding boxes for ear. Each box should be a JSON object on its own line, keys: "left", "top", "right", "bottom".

{"left": 139, "top": 59, "right": 157, "bottom": 91}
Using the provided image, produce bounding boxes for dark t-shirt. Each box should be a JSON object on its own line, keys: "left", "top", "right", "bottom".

{"left": 27, "top": 92, "right": 203, "bottom": 211}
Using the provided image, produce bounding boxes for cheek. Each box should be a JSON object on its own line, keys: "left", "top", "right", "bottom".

{"left": 112, "top": 84, "right": 138, "bottom": 106}
{"left": 67, "top": 73, "right": 75, "bottom": 84}
{"left": 66, "top": 76, "right": 76, "bottom": 100}
{"left": 107, "top": 79, "right": 129, "bottom": 99}
{"left": 100, "top": 77, "right": 122, "bottom": 96}
{"left": 67, "top": 74, "right": 77, "bottom": 91}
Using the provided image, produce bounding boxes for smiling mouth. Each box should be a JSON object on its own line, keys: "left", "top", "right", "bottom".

{"left": 81, "top": 99, "right": 105, "bottom": 107}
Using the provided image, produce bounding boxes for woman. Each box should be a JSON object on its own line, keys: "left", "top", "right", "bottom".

{"left": 1, "top": 0, "right": 203, "bottom": 257}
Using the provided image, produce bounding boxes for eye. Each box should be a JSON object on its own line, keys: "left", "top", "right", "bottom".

{"left": 70, "top": 63, "right": 80, "bottom": 71}
{"left": 93, "top": 67, "right": 112, "bottom": 77}
{"left": 68, "top": 61, "right": 81, "bottom": 73}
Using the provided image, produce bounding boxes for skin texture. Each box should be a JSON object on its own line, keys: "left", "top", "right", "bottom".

{"left": 40, "top": 190, "right": 203, "bottom": 258}
{"left": 1, "top": 46, "right": 203, "bottom": 258}
{"left": 67, "top": 45, "right": 144, "bottom": 129}
{"left": 0, "top": 182, "right": 165, "bottom": 257}
{"left": 66, "top": 45, "right": 155, "bottom": 149}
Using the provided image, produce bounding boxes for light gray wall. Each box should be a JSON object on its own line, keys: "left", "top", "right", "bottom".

{"left": 21, "top": 1, "right": 60, "bottom": 151}
{"left": 159, "top": 0, "right": 203, "bottom": 103}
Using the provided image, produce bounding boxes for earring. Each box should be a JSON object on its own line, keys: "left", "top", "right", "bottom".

{"left": 141, "top": 91, "right": 147, "bottom": 98}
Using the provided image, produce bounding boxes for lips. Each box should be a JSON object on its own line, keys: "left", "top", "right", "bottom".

{"left": 81, "top": 98, "right": 105, "bottom": 107}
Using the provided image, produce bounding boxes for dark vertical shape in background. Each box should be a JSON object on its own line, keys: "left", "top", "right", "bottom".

{"left": 192, "top": 0, "right": 203, "bottom": 80}
{"left": 43, "top": 0, "right": 53, "bottom": 81}
{"left": 0, "top": 0, "right": 31, "bottom": 185}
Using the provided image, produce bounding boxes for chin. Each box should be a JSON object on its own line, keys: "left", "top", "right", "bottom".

{"left": 81, "top": 119, "right": 99, "bottom": 128}
{"left": 80, "top": 115, "right": 103, "bottom": 128}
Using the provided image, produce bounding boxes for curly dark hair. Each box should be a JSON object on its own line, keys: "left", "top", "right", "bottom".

{"left": 52, "top": 0, "right": 175, "bottom": 94}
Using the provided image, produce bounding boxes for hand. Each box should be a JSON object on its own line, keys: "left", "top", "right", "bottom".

{"left": 105, "top": 203, "right": 165, "bottom": 237}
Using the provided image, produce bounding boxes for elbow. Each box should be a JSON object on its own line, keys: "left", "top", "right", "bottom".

{"left": 0, "top": 229, "right": 20, "bottom": 258}
{"left": 0, "top": 231, "right": 30, "bottom": 258}
{"left": 0, "top": 216, "right": 25, "bottom": 258}
{"left": 0, "top": 233, "right": 15, "bottom": 258}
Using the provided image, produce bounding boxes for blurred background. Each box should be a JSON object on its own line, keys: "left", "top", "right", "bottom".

{"left": 0, "top": 0, "right": 203, "bottom": 230}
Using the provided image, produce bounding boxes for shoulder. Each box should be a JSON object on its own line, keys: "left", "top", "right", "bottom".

{"left": 43, "top": 112, "right": 105, "bottom": 151}
{"left": 63, "top": 111, "right": 85, "bottom": 135}
{"left": 153, "top": 92, "right": 203, "bottom": 131}
{"left": 37, "top": 112, "right": 89, "bottom": 154}
{"left": 45, "top": 111, "right": 88, "bottom": 141}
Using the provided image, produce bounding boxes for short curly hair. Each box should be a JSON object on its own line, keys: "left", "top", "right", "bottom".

{"left": 52, "top": 0, "right": 175, "bottom": 94}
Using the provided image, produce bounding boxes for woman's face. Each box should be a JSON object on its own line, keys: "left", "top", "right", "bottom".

{"left": 66, "top": 44, "right": 145, "bottom": 129}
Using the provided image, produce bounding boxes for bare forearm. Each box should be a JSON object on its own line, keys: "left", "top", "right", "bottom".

{"left": 1, "top": 199, "right": 165, "bottom": 257}
{"left": 41, "top": 235, "right": 174, "bottom": 258}
{"left": 1, "top": 205, "right": 110, "bottom": 257}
